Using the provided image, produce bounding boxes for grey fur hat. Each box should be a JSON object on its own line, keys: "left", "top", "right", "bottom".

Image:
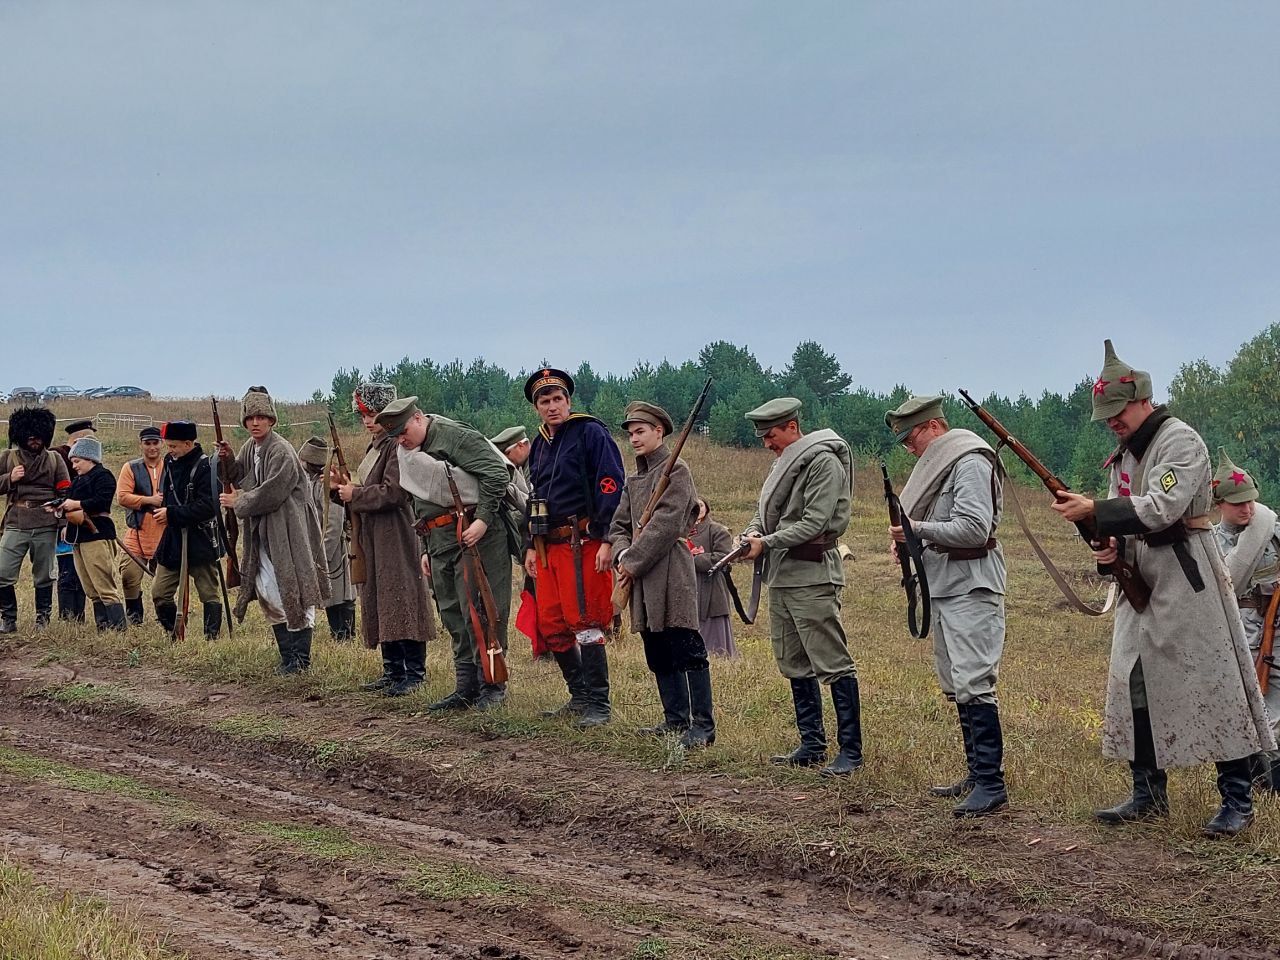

{"left": 240, "top": 386, "right": 277, "bottom": 425}
{"left": 352, "top": 382, "right": 397, "bottom": 416}
{"left": 69, "top": 436, "right": 103, "bottom": 463}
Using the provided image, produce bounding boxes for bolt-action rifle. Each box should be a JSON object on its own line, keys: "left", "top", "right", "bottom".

{"left": 881, "top": 461, "right": 931, "bottom": 638}
{"left": 210, "top": 398, "right": 242, "bottom": 589}
{"left": 445, "top": 465, "right": 508, "bottom": 685}
{"left": 327, "top": 414, "right": 367, "bottom": 585}
{"left": 1258, "top": 590, "right": 1279, "bottom": 696}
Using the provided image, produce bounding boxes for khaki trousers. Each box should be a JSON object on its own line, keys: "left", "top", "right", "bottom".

{"left": 152, "top": 562, "right": 220, "bottom": 606}
{"left": 769, "top": 583, "right": 857, "bottom": 684}
{"left": 73, "top": 540, "right": 122, "bottom": 605}
{"left": 118, "top": 548, "right": 148, "bottom": 601}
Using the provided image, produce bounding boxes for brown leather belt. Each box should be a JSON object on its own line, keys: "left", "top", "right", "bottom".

{"left": 546, "top": 517, "right": 591, "bottom": 544}
{"left": 1138, "top": 515, "right": 1211, "bottom": 545}
{"left": 12, "top": 500, "right": 46, "bottom": 509}
{"left": 1240, "top": 593, "right": 1274, "bottom": 611}
{"left": 928, "top": 538, "right": 998, "bottom": 561}
{"left": 787, "top": 534, "right": 839, "bottom": 563}
{"left": 414, "top": 506, "right": 474, "bottom": 535}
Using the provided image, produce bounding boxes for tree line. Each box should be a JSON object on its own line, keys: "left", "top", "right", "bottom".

{"left": 316, "top": 325, "right": 1280, "bottom": 495}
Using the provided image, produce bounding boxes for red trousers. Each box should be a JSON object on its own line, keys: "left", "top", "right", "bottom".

{"left": 534, "top": 539, "right": 614, "bottom": 653}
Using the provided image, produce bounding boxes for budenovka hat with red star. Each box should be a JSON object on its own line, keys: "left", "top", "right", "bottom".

{"left": 523, "top": 367, "right": 574, "bottom": 403}
{"left": 1212, "top": 447, "right": 1259, "bottom": 505}
{"left": 1090, "top": 339, "right": 1153, "bottom": 421}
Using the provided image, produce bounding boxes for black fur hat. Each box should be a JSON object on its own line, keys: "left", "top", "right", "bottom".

{"left": 8, "top": 406, "right": 56, "bottom": 449}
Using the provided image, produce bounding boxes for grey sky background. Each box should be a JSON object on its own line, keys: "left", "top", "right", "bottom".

{"left": 3, "top": 2, "right": 1278, "bottom": 401}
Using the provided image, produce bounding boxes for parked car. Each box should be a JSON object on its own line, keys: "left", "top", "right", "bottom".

{"left": 8, "top": 386, "right": 40, "bottom": 405}
{"left": 0, "top": 391, "right": 8, "bottom": 404}
{"left": 40, "top": 384, "right": 80, "bottom": 403}
{"left": 80, "top": 386, "right": 113, "bottom": 399}
{"left": 100, "top": 386, "right": 152, "bottom": 400}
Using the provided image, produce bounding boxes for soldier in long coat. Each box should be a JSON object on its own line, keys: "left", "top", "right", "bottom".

{"left": 610, "top": 401, "right": 715, "bottom": 748}
{"left": 299, "top": 436, "right": 357, "bottom": 641}
{"left": 738, "top": 398, "right": 862, "bottom": 777}
{"left": 690, "top": 499, "right": 737, "bottom": 658}
{"left": 1211, "top": 448, "right": 1280, "bottom": 793}
{"left": 331, "top": 383, "right": 436, "bottom": 696}
{"left": 217, "top": 386, "right": 327, "bottom": 674}
{"left": 1052, "top": 341, "right": 1276, "bottom": 837}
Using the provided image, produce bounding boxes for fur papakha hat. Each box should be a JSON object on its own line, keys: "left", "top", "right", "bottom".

{"left": 352, "top": 382, "right": 397, "bottom": 417}
{"left": 69, "top": 436, "right": 103, "bottom": 464}
{"left": 240, "top": 386, "right": 277, "bottom": 425}
{"left": 7, "top": 406, "right": 57, "bottom": 449}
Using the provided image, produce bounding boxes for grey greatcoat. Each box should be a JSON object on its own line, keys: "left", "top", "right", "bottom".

{"left": 347, "top": 433, "right": 435, "bottom": 649}
{"left": 1093, "top": 411, "right": 1276, "bottom": 768}
{"left": 308, "top": 472, "right": 356, "bottom": 608}
{"left": 691, "top": 518, "right": 733, "bottom": 621}
{"left": 225, "top": 431, "right": 327, "bottom": 628}
{"left": 609, "top": 444, "right": 700, "bottom": 633}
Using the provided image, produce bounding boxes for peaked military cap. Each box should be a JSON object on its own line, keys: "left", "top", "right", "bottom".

{"left": 490, "top": 425, "right": 529, "bottom": 449}
{"left": 139, "top": 426, "right": 162, "bottom": 441}
{"left": 64, "top": 419, "right": 96, "bottom": 436}
{"left": 744, "top": 397, "right": 802, "bottom": 438}
{"left": 1091, "top": 339, "right": 1153, "bottom": 421}
{"left": 884, "top": 394, "right": 946, "bottom": 443}
{"left": 1212, "top": 447, "right": 1259, "bottom": 505}
{"left": 621, "top": 401, "right": 674, "bottom": 435}
{"left": 524, "top": 367, "right": 574, "bottom": 402}
{"left": 298, "top": 435, "right": 329, "bottom": 467}
{"left": 374, "top": 396, "right": 421, "bottom": 437}
{"left": 161, "top": 420, "right": 197, "bottom": 442}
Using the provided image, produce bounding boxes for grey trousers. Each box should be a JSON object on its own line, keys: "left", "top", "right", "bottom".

{"left": 0, "top": 527, "right": 57, "bottom": 589}
{"left": 769, "top": 583, "right": 857, "bottom": 684}
{"left": 932, "top": 589, "right": 1005, "bottom": 705}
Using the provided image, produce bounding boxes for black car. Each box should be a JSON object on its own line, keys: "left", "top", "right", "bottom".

{"left": 101, "top": 386, "right": 152, "bottom": 400}
{"left": 8, "top": 387, "right": 40, "bottom": 405}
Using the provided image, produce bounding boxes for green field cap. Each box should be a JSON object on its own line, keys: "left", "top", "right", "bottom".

{"left": 744, "top": 397, "right": 802, "bottom": 438}
{"left": 375, "top": 396, "right": 421, "bottom": 437}
{"left": 884, "top": 394, "right": 945, "bottom": 443}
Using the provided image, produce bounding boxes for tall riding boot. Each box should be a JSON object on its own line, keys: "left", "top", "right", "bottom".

{"left": 680, "top": 668, "right": 716, "bottom": 749}
{"left": 473, "top": 661, "right": 508, "bottom": 711}
{"left": 544, "top": 646, "right": 588, "bottom": 717}
{"left": 154, "top": 601, "right": 177, "bottom": 636}
{"left": 1203, "top": 757, "right": 1255, "bottom": 838}
{"left": 326, "top": 601, "right": 356, "bottom": 642}
{"left": 361, "top": 641, "right": 403, "bottom": 691}
{"left": 770, "top": 678, "right": 827, "bottom": 767}
{"left": 272, "top": 623, "right": 295, "bottom": 674}
{"left": 58, "top": 585, "right": 85, "bottom": 622}
{"left": 427, "top": 658, "right": 480, "bottom": 711}
{"left": 577, "top": 643, "right": 612, "bottom": 727}
{"left": 103, "top": 603, "right": 128, "bottom": 632}
{"left": 202, "top": 603, "right": 223, "bottom": 640}
{"left": 821, "top": 676, "right": 863, "bottom": 777}
{"left": 931, "top": 702, "right": 976, "bottom": 798}
{"left": 34, "top": 585, "right": 54, "bottom": 630}
{"left": 386, "top": 641, "right": 427, "bottom": 697}
{"left": 641, "top": 673, "right": 691, "bottom": 735}
{"left": 954, "top": 703, "right": 1008, "bottom": 816}
{"left": 91, "top": 601, "right": 109, "bottom": 632}
{"left": 1094, "top": 706, "right": 1168, "bottom": 824}
{"left": 292, "top": 628, "right": 313, "bottom": 671}
{"left": 0, "top": 585, "right": 17, "bottom": 634}
{"left": 341, "top": 601, "right": 358, "bottom": 641}
{"left": 124, "top": 597, "right": 145, "bottom": 626}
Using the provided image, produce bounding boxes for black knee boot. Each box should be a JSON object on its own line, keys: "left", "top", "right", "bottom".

{"left": 680, "top": 668, "right": 716, "bottom": 749}
{"left": 291, "top": 628, "right": 313, "bottom": 671}
{"left": 202, "top": 603, "right": 222, "bottom": 640}
{"left": 124, "top": 597, "right": 145, "bottom": 625}
{"left": 361, "top": 641, "right": 403, "bottom": 691}
{"left": 386, "top": 641, "right": 426, "bottom": 697}
{"left": 473, "top": 665, "right": 508, "bottom": 711}
{"left": 771, "top": 678, "right": 827, "bottom": 767}
{"left": 931, "top": 702, "right": 976, "bottom": 798}
{"left": 544, "top": 646, "right": 588, "bottom": 717}
{"left": 58, "top": 585, "right": 85, "bottom": 622}
{"left": 0, "top": 585, "right": 17, "bottom": 633}
{"left": 428, "top": 658, "right": 479, "bottom": 711}
{"left": 91, "top": 601, "right": 109, "bottom": 631}
{"left": 820, "top": 676, "right": 863, "bottom": 777}
{"left": 954, "top": 703, "right": 1008, "bottom": 816}
{"left": 1204, "top": 757, "right": 1255, "bottom": 838}
{"left": 577, "top": 643, "right": 612, "bottom": 727}
{"left": 1095, "top": 706, "right": 1168, "bottom": 824}
{"left": 154, "top": 601, "right": 177, "bottom": 636}
{"left": 642, "top": 673, "right": 691, "bottom": 735}
{"left": 326, "top": 601, "right": 356, "bottom": 642}
{"left": 272, "top": 623, "right": 295, "bottom": 674}
{"left": 34, "top": 585, "right": 54, "bottom": 629}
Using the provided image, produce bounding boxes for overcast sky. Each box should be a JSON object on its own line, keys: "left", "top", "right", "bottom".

{"left": 3, "top": 2, "right": 1277, "bottom": 401}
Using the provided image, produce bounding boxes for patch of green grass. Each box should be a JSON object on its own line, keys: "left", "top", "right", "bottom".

{"left": 210, "top": 713, "right": 288, "bottom": 742}
{"left": 309, "top": 738, "right": 365, "bottom": 769}
{"left": 630, "top": 937, "right": 669, "bottom": 960}
{"left": 400, "top": 862, "right": 532, "bottom": 902}
{"left": 42, "top": 681, "right": 140, "bottom": 711}
{"left": 250, "top": 822, "right": 380, "bottom": 862}
{"left": 0, "top": 746, "right": 184, "bottom": 809}
{"left": 574, "top": 898, "right": 677, "bottom": 929}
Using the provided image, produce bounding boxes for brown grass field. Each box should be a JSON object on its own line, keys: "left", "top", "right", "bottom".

{"left": 1, "top": 399, "right": 1277, "bottom": 959}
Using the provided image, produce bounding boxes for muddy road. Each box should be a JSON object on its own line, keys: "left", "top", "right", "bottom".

{"left": 0, "top": 647, "right": 1265, "bottom": 959}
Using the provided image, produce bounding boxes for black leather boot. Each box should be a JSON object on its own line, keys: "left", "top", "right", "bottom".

{"left": 954, "top": 703, "right": 1008, "bottom": 816}
{"left": 1094, "top": 706, "right": 1169, "bottom": 824}
{"left": 680, "top": 668, "right": 716, "bottom": 749}
{"left": 124, "top": 597, "right": 145, "bottom": 626}
{"left": 58, "top": 585, "right": 85, "bottom": 622}
{"left": 427, "top": 658, "right": 479, "bottom": 710}
{"left": 154, "top": 601, "right": 177, "bottom": 636}
{"left": 641, "top": 672, "right": 691, "bottom": 735}
{"left": 577, "top": 643, "right": 612, "bottom": 727}
{"left": 771, "top": 678, "right": 827, "bottom": 767}
{"left": 0, "top": 585, "right": 17, "bottom": 634}
{"left": 91, "top": 601, "right": 109, "bottom": 631}
{"left": 820, "top": 676, "right": 863, "bottom": 776}
{"left": 361, "top": 641, "right": 403, "bottom": 691}
{"left": 202, "top": 603, "right": 222, "bottom": 640}
{"left": 544, "top": 646, "right": 588, "bottom": 717}
{"left": 272, "top": 623, "right": 295, "bottom": 674}
{"left": 326, "top": 601, "right": 356, "bottom": 642}
{"left": 34, "top": 585, "right": 54, "bottom": 629}
{"left": 292, "top": 628, "right": 313, "bottom": 671}
{"left": 931, "top": 703, "right": 976, "bottom": 798}
{"left": 386, "top": 641, "right": 426, "bottom": 697}
{"left": 103, "top": 603, "right": 128, "bottom": 632}
{"left": 1203, "top": 757, "right": 1255, "bottom": 838}
{"left": 473, "top": 666, "right": 508, "bottom": 711}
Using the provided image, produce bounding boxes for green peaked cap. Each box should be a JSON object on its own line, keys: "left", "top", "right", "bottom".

{"left": 744, "top": 397, "right": 802, "bottom": 438}
{"left": 884, "top": 394, "right": 946, "bottom": 443}
{"left": 1090, "top": 339, "right": 1153, "bottom": 421}
{"left": 1212, "top": 447, "right": 1259, "bottom": 504}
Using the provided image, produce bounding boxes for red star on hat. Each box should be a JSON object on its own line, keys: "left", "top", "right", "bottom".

{"left": 1093, "top": 378, "right": 1109, "bottom": 395}
{"left": 1231, "top": 470, "right": 1247, "bottom": 486}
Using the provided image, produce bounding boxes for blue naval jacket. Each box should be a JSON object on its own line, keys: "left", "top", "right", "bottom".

{"left": 527, "top": 413, "right": 624, "bottom": 542}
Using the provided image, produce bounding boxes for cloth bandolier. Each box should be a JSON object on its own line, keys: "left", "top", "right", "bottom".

{"left": 52, "top": 419, "right": 93, "bottom": 623}
{"left": 298, "top": 436, "right": 357, "bottom": 642}
{"left": 524, "top": 368, "right": 625, "bottom": 727}
{"left": 345, "top": 383, "right": 436, "bottom": 696}
{"left": 1081, "top": 341, "right": 1275, "bottom": 837}
{"left": 116, "top": 426, "right": 166, "bottom": 624}
{"left": 690, "top": 505, "right": 738, "bottom": 658}
{"left": 61, "top": 437, "right": 127, "bottom": 630}
{"left": 221, "top": 387, "right": 328, "bottom": 674}
{"left": 0, "top": 407, "right": 68, "bottom": 632}
{"left": 376, "top": 396, "right": 514, "bottom": 707}
{"left": 152, "top": 421, "right": 223, "bottom": 639}
{"left": 1211, "top": 448, "right": 1280, "bottom": 794}
{"left": 886, "top": 395, "right": 1009, "bottom": 816}
{"left": 610, "top": 401, "right": 716, "bottom": 748}
{"left": 743, "top": 398, "right": 863, "bottom": 777}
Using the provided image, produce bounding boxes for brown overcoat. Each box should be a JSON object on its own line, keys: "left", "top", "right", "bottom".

{"left": 608, "top": 444, "right": 700, "bottom": 633}
{"left": 347, "top": 433, "right": 435, "bottom": 649}
{"left": 691, "top": 517, "right": 733, "bottom": 621}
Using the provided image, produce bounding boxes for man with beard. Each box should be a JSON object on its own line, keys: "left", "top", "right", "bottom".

{"left": 152, "top": 421, "right": 223, "bottom": 640}
{"left": 116, "top": 426, "right": 166, "bottom": 624}
{"left": 0, "top": 406, "right": 68, "bottom": 632}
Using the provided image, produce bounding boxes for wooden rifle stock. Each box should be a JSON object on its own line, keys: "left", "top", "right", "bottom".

{"left": 445, "top": 466, "right": 508, "bottom": 685}
{"left": 958, "top": 389, "right": 1150, "bottom": 613}
{"left": 211, "top": 398, "right": 242, "bottom": 589}
{"left": 1259, "top": 589, "right": 1279, "bottom": 696}
{"left": 327, "top": 413, "right": 367, "bottom": 585}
